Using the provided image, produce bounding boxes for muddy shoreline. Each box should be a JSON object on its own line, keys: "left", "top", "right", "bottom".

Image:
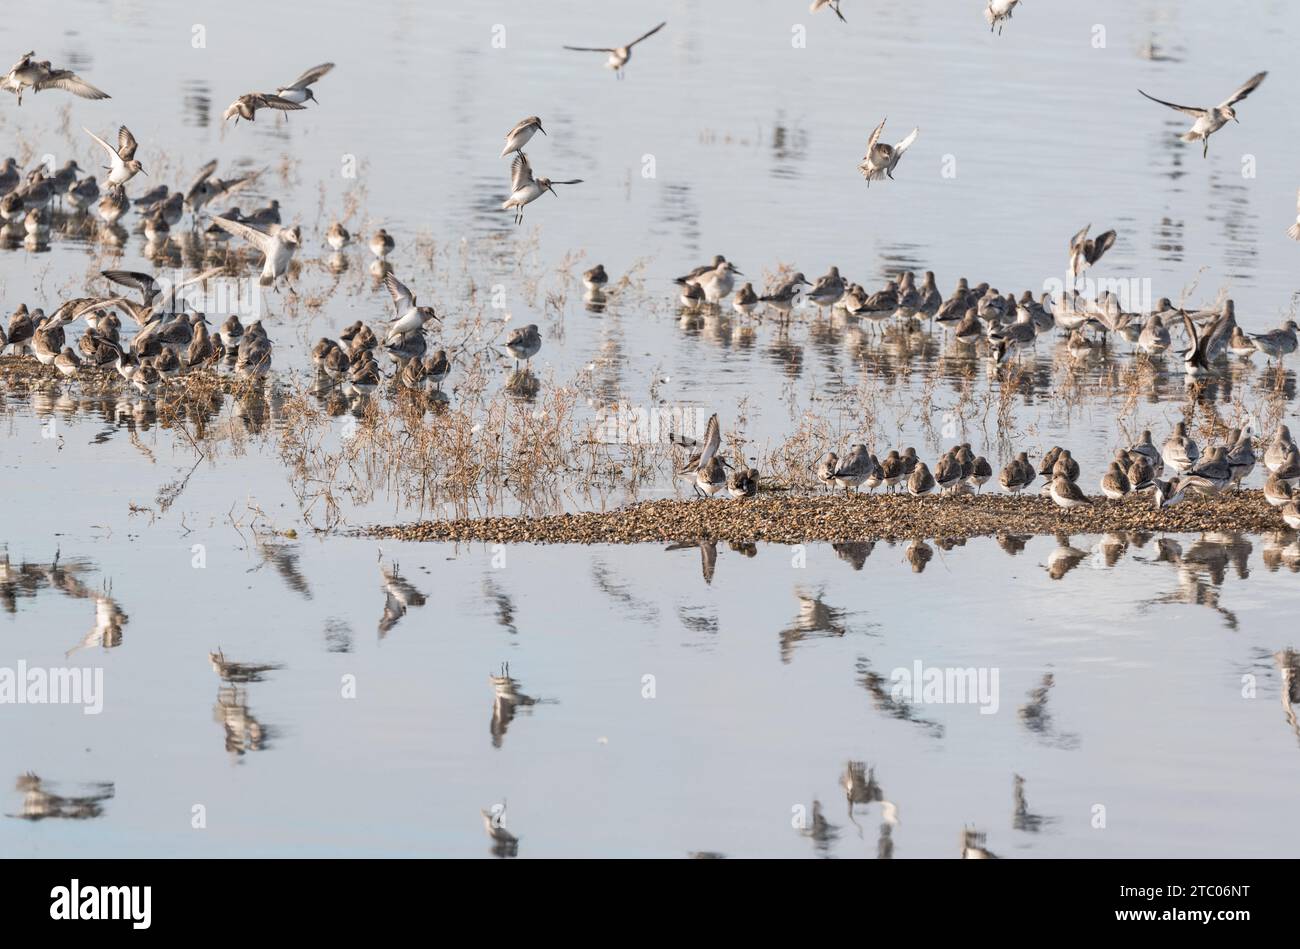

{"left": 363, "top": 491, "right": 1288, "bottom": 545}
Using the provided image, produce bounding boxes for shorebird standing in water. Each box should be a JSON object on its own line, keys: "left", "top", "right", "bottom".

{"left": 501, "top": 116, "right": 546, "bottom": 157}
{"left": 274, "top": 62, "right": 334, "bottom": 106}
{"left": 1249, "top": 320, "right": 1299, "bottom": 363}
{"left": 858, "top": 118, "right": 918, "bottom": 185}
{"left": 505, "top": 324, "right": 541, "bottom": 370}
{"left": 1138, "top": 71, "right": 1267, "bottom": 158}
{"left": 501, "top": 152, "right": 582, "bottom": 224}
{"left": 1, "top": 52, "right": 109, "bottom": 105}
{"left": 688, "top": 260, "right": 743, "bottom": 304}
{"left": 563, "top": 21, "right": 667, "bottom": 79}
{"left": 83, "top": 126, "right": 146, "bottom": 187}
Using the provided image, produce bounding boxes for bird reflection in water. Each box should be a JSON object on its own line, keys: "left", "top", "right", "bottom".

{"left": 799, "top": 799, "right": 840, "bottom": 858}
{"left": 1017, "top": 673, "right": 1079, "bottom": 749}
{"left": 378, "top": 554, "right": 427, "bottom": 636}
{"left": 1274, "top": 649, "right": 1300, "bottom": 745}
{"left": 666, "top": 538, "right": 717, "bottom": 585}
{"left": 855, "top": 657, "right": 944, "bottom": 737}
{"left": 842, "top": 761, "right": 900, "bottom": 858}
{"left": 489, "top": 663, "right": 554, "bottom": 749}
{"left": 481, "top": 801, "right": 519, "bottom": 858}
{"left": 1012, "top": 774, "right": 1057, "bottom": 833}
{"left": 8, "top": 773, "right": 114, "bottom": 821}
{"left": 779, "top": 588, "right": 848, "bottom": 664}
{"left": 210, "top": 649, "right": 281, "bottom": 758}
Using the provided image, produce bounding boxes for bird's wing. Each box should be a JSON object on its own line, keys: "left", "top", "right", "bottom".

{"left": 1068, "top": 223, "right": 1090, "bottom": 251}
{"left": 384, "top": 272, "right": 415, "bottom": 315}
{"left": 83, "top": 127, "right": 118, "bottom": 160}
{"left": 1137, "top": 89, "right": 1205, "bottom": 117}
{"left": 1087, "top": 229, "right": 1117, "bottom": 264}
{"left": 101, "top": 269, "right": 161, "bottom": 303}
{"left": 549, "top": 178, "right": 583, "bottom": 185}
{"left": 1180, "top": 311, "right": 1200, "bottom": 357}
{"left": 284, "top": 62, "right": 334, "bottom": 90}
{"left": 893, "top": 127, "right": 919, "bottom": 157}
{"left": 117, "top": 126, "right": 138, "bottom": 161}
{"left": 252, "top": 93, "right": 307, "bottom": 112}
{"left": 37, "top": 71, "right": 109, "bottom": 99}
{"left": 864, "top": 117, "right": 887, "bottom": 155}
{"left": 506, "top": 117, "right": 534, "bottom": 138}
{"left": 210, "top": 215, "right": 278, "bottom": 255}
{"left": 5, "top": 52, "right": 33, "bottom": 75}
{"left": 184, "top": 159, "right": 218, "bottom": 199}
{"left": 700, "top": 414, "right": 721, "bottom": 463}
{"left": 627, "top": 21, "right": 668, "bottom": 47}
{"left": 510, "top": 152, "right": 534, "bottom": 191}
{"left": 1221, "top": 70, "right": 1267, "bottom": 107}
{"left": 562, "top": 45, "right": 615, "bottom": 53}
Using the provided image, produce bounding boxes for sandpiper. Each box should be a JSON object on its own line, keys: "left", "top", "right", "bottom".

{"left": 985, "top": 0, "right": 1021, "bottom": 34}
{"left": 1264, "top": 473, "right": 1293, "bottom": 507}
{"left": 53, "top": 346, "right": 82, "bottom": 378}
{"left": 811, "top": 0, "right": 847, "bottom": 22}
{"left": 679, "top": 280, "right": 704, "bottom": 309}
{"left": 1127, "top": 430, "right": 1163, "bottom": 476}
{"left": 758, "top": 273, "right": 811, "bottom": 318}
{"left": 212, "top": 216, "right": 302, "bottom": 290}
{"left": 382, "top": 272, "right": 440, "bottom": 344}
{"left": 369, "top": 228, "right": 395, "bottom": 260}
{"left": 1067, "top": 224, "right": 1116, "bottom": 280}
{"left": 96, "top": 184, "right": 129, "bottom": 226}
{"left": 583, "top": 263, "right": 608, "bottom": 291}
{"left": 968, "top": 455, "right": 993, "bottom": 491}
{"left": 563, "top": 21, "right": 667, "bottom": 79}
{"left": 1137, "top": 314, "right": 1171, "bottom": 355}
{"left": 879, "top": 450, "right": 905, "bottom": 491}
{"left": 815, "top": 451, "right": 839, "bottom": 491}
{"left": 732, "top": 282, "right": 759, "bottom": 317}
{"left": 1179, "top": 309, "right": 1231, "bottom": 376}
{"left": 728, "top": 466, "right": 759, "bottom": 499}
{"left": 689, "top": 260, "right": 743, "bottom": 303}
{"left": 1152, "top": 477, "right": 1186, "bottom": 510}
{"left": 501, "top": 152, "right": 582, "bottom": 224}
{"left": 505, "top": 324, "right": 541, "bottom": 369}
{"left": 1050, "top": 474, "right": 1091, "bottom": 511}
{"left": 806, "top": 266, "right": 846, "bottom": 312}
{"left": 675, "top": 255, "right": 728, "bottom": 286}
{"left": 1138, "top": 71, "right": 1267, "bottom": 158}
{"left": 1265, "top": 425, "right": 1296, "bottom": 473}
{"left": 907, "top": 461, "right": 935, "bottom": 497}
{"left": 327, "top": 221, "right": 351, "bottom": 250}
{"left": 833, "top": 444, "right": 875, "bottom": 494}
{"left": 1182, "top": 445, "right": 1232, "bottom": 494}
{"left": 501, "top": 116, "right": 546, "bottom": 157}
{"left": 222, "top": 92, "right": 306, "bottom": 124}
{"left": 184, "top": 161, "right": 258, "bottom": 218}
{"left": 2, "top": 52, "right": 109, "bottom": 105}
{"left": 1249, "top": 320, "right": 1299, "bottom": 362}
{"left": 674, "top": 413, "right": 721, "bottom": 475}
{"left": 1161, "top": 421, "right": 1200, "bottom": 473}
{"left": 858, "top": 118, "right": 919, "bottom": 185}
{"left": 83, "top": 126, "right": 145, "bottom": 187}
{"left": 1276, "top": 448, "right": 1300, "bottom": 486}
{"left": 934, "top": 450, "right": 963, "bottom": 493}
{"left": 1228, "top": 325, "right": 1256, "bottom": 358}
{"left": 275, "top": 62, "right": 334, "bottom": 105}
{"left": 999, "top": 452, "right": 1033, "bottom": 493}
{"left": 1226, "top": 428, "right": 1256, "bottom": 486}
{"left": 695, "top": 456, "right": 728, "bottom": 498}
{"left": 1052, "top": 448, "right": 1080, "bottom": 483}
{"left": 1284, "top": 502, "right": 1300, "bottom": 531}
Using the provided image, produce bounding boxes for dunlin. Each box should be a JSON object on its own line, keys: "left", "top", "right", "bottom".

{"left": 806, "top": 266, "right": 846, "bottom": 312}
{"left": 833, "top": 444, "right": 875, "bottom": 494}
{"left": 732, "top": 282, "right": 759, "bottom": 317}
{"left": 674, "top": 413, "right": 721, "bottom": 475}
{"left": 728, "top": 466, "right": 759, "bottom": 499}
{"left": 83, "top": 126, "right": 145, "bottom": 187}
{"left": 1050, "top": 474, "right": 1091, "bottom": 511}
{"left": 2, "top": 52, "right": 109, "bottom": 105}
{"left": 1265, "top": 425, "right": 1295, "bottom": 473}
{"left": 999, "top": 452, "right": 1033, "bottom": 493}
{"left": 758, "top": 273, "right": 810, "bottom": 318}
{"left": 222, "top": 92, "right": 306, "bottom": 124}
{"left": 858, "top": 118, "right": 919, "bottom": 185}
{"left": 504, "top": 323, "right": 542, "bottom": 369}
{"left": 275, "top": 62, "right": 334, "bottom": 105}
{"left": 1100, "top": 457, "right": 1131, "bottom": 499}
{"left": 563, "top": 21, "right": 667, "bottom": 79}
{"left": 907, "top": 461, "right": 935, "bottom": 496}
{"left": 1139, "top": 71, "right": 1267, "bottom": 158}
{"left": 1249, "top": 320, "right": 1299, "bottom": 362}
{"left": 1264, "top": 473, "right": 1293, "bottom": 507}
{"left": 382, "top": 272, "right": 440, "bottom": 344}
{"left": 1161, "top": 421, "right": 1199, "bottom": 473}
{"left": 1067, "top": 224, "right": 1116, "bottom": 280}
{"left": 212, "top": 217, "right": 302, "bottom": 289}
{"left": 695, "top": 456, "right": 728, "bottom": 498}
{"left": 583, "top": 263, "right": 608, "bottom": 291}
{"left": 501, "top": 116, "right": 546, "bottom": 157}
{"left": 327, "top": 221, "right": 351, "bottom": 250}
{"left": 501, "top": 152, "right": 582, "bottom": 224}
{"left": 984, "top": 0, "right": 1022, "bottom": 34}
{"left": 815, "top": 451, "right": 839, "bottom": 491}
{"left": 185, "top": 161, "right": 258, "bottom": 217}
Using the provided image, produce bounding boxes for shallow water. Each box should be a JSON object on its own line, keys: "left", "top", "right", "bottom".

{"left": 2, "top": 0, "right": 1300, "bottom": 856}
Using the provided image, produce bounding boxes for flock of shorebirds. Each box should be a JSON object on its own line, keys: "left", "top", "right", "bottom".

{"left": 672, "top": 408, "right": 1300, "bottom": 527}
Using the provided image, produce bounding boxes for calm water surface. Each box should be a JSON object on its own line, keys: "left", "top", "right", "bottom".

{"left": 2, "top": 0, "right": 1299, "bottom": 856}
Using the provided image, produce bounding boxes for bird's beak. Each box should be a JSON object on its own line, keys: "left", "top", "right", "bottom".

{"left": 539, "top": 125, "right": 547, "bottom": 136}
{"left": 548, "top": 185, "right": 558, "bottom": 197}
{"left": 1232, "top": 114, "right": 1240, "bottom": 123}
{"left": 732, "top": 269, "right": 744, "bottom": 276}
{"left": 140, "top": 168, "right": 149, "bottom": 177}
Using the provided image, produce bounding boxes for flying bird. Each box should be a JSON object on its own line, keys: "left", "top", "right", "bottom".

{"left": 501, "top": 152, "right": 582, "bottom": 224}
{"left": 563, "top": 21, "right": 667, "bottom": 78}
{"left": 1, "top": 51, "right": 109, "bottom": 105}
{"left": 274, "top": 62, "right": 334, "bottom": 105}
{"left": 1067, "top": 225, "right": 1116, "bottom": 279}
{"left": 83, "top": 126, "right": 146, "bottom": 187}
{"left": 858, "top": 118, "right": 918, "bottom": 185}
{"left": 810, "top": 0, "right": 847, "bottom": 23}
{"left": 222, "top": 92, "right": 307, "bottom": 124}
{"left": 382, "top": 272, "right": 440, "bottom": 345}
{"left": 501, "top": 116, "right": 546, "bottom": 157}
{"left": 1138, "top": 71, "right": 1268, "bottom": 158}
{"left": 211, "top": 216, "right": 302, "bottom": 289}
